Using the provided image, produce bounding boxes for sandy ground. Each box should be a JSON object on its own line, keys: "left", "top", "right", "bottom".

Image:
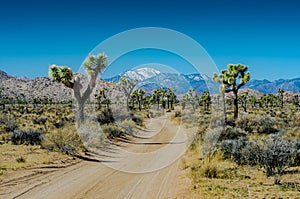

{"left": 0, "top": 113, "right": 193, "bottom": 199}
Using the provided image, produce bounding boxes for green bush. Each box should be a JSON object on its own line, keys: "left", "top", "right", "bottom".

{"left": 97, "top": 109, "right": 114, "bottom": 124}
{"left": 102, "top": 123, "right": 126, "bottom": 139}
{"left": 16, "top": 156, "right": 26, "bottom": 163}
{"left": 32, "top": 117, "right": 47, "bottom": 125}
{"left": 257, "top": 134, "right": 294, "bottom": 184}
{"left": 219, "top": 134, "right": 296, "bottom": 184}
{"left": 131, "top": 112, "right": 144, "bottom": 126}
{"left": 0, "top": 114, "right": 18, "bottom": 133}
{"left": 10, "top": 129, "right": 44, "bottom": 145}
{"left": 218, "top": 138, "right": 258, "bottom": 166}
{"left": 43, "top": 126, "right": 82, "bottom": 155}
{"left": 117, "top": 120, "right": 136, "bottom": 136}
{"left": 236, "top": 114, "right": 280, "bottom": 134}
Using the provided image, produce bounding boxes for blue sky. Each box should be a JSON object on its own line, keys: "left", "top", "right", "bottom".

{"left": 0, "top": 0, "right": 300, "bottom": 80}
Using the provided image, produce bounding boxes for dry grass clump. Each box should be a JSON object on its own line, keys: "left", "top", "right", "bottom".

{"left": 236, "top": 114, "right": 283, "bottom": 134}
{"left": 42, "top": 125, "right": 83, "bottom": 155}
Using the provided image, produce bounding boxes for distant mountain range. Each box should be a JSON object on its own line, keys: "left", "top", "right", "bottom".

{"left": 105, "top": 68, "right": 218, "bottom": 94}
{"left": 246, "top": 78, "right": 300, "bottom": 94}
{"left": 0, "top": 68, "right": 300, "bottom": 102}
{"left": 104, "top": 68, "right": 300, "bottom": 94}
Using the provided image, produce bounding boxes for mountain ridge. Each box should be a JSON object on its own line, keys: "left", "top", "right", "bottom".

{"left": 1, "top": 69, "right": 300, "bottom": 101}
{"left": 104, "top": 68, "right": 300, "bottom": 94}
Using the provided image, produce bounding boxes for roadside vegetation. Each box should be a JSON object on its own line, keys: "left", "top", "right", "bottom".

{"left": 1, "top": 60, "right": 300, "bottom": 197}
{"left": 179, "top": 64, "right": 300, "bottom": 198}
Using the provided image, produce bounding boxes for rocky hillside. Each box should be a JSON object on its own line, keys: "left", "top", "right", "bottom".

{"left": 0, "top": 70, "right": 114, "bottom": 102}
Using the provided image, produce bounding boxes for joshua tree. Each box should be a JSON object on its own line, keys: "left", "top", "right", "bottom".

{"left": 249, "top": 96, "right": 257, "bottom": 110}
{"left": 152, "top": 88, "right": 166, "bottom": 110}
{"left": 94, "top": 87, "right": 111, "bottom": 110}
{"left": 48, "top": 98, "right": 54, "bottom": 105}
{"left": 200, "top": 90, "right": 211, "bottom": 111}
{"left": 239, "top": 92, "right": 248, "bottom": 112}
{"left": 49, "top": 53, "right": 108, "bottom": 122}
{"left": 131, "top": 88, "right": 146, "bottom": 111}
{"left": 183, "top": 89, "right": 199, "bottom": 111}
{"left": 213, "top": 64, "right": 250, "bottom": 120}
{"left": 119, "top": 76, "right": 138, "bottom": 111}
{"left": 278, "top": 88, "right": 284, "bottom": 108}
{"left": 0, "top": 87, "right": 5, "bottom": 109}
{"left": 165, "top": 87, "right": 177, "bottom": 110}
{"left": 32, "top": 96, "right": 41, "bottom": 108}
{"left": 292, "top": 95, "right": 299, "bottom": 107}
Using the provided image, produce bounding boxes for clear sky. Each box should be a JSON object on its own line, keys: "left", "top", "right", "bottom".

{"left": 0, "top": 0, "right": 299, "bottom": 80}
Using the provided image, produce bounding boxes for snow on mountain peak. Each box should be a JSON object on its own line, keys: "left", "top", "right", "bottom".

{"left": 124, "top": 68, "right": 161, "bottom": 81}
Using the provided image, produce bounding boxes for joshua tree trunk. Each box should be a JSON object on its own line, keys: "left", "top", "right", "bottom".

{"left": 126, "top": 97, "right": 130, "bottom": 111}
{"left": 222, "top": 92, "right": 227, "bottom": 122}
{"left": 233, "top": 90, "right": 238, "bottom": 119}
{"left": 138, "top": 98, "right": 142, "bottom": 111}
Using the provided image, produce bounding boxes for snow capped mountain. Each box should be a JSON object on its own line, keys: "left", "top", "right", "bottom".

{"left": 104, "top": 67, "right": 218, "bottom": 94}
{"left": 124, "top": 68, "right": 161, "bottom": 81}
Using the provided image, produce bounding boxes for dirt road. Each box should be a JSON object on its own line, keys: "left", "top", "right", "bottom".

{"left": 0, "top": 113, "right": 192, "bottom": 199}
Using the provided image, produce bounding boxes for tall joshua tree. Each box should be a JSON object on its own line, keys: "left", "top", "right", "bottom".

{"left": 165, "top": 87, "right": 177, "bottom": 110}
{"left": 119, "top": 76, "right": 138, "bottom": 111}
{"left": 49, "top": 53, "right": 108, "bottom": 123}
{"left": 249, "top": 96, "right": 257, "bottom": 110}
{"left": 131, "top": 88, "right": 146, "bottom": 111}
{"left": 278, "top": 88, "right": 284, "bottom": 108}
{"left": 200, "top": 90, "right": 211, "bottom": 111}
{"left": 213, "top": 64, "right": 250, "bottom": 120}
{"left": 94, "top": 87, "right": 111, "bottom": 110}
{"left": 184, "top": 89, "right": 199, "bottom": 111}
{"left": 152, "top": 88, "right": 166, "bottom": 110}
{"left": 239, "top": 92, "right": 248, "bottom": 112}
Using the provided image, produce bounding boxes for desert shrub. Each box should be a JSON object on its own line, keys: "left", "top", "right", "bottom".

{"left": 44, "top": 126, "right": 81, "bottom": 155}
{"left": 236, "top": 114, "right": 280, "bottom": 134}
{"left": 192, "top": 153, "right": 236, "bottom": 180}
{"left": 174, "top": 110, "right": 181, "bottom": 117}
{"left": 201, "top": 162, "right": 218, "bottom": 178}
{"left": 200, "top": 126, "right": 246, "bottom": 159}
{"left": 257, "top": 134, "right": 294, "bottom": 184}
{"left": 202, "top": 126, "right": 247, "bottom": 151}
{"left": 219, "top": 126, "right": 247, "bottom": 141}
{"left": 10, "top": 129, "right": 44, "bottom": 145}
{"left": 290, "top": 112, "right": 300, "bottom": 127}
{"left": 292, "top": 140, "right": 300, "bottom": 166}
{"left": 220, "top": 134, "right": 295, "bottom": 184}
{"left": 282, "top": 127, "right": 300, "bottom": 141}
{"left": 53, "top": 121, "right": 64, "bottom": 128}
{"left": 16, "top": 156, "right": 26, "bottom": 163}
{"left": 97, "top": 109, "right": 114, "bottom": 124}
{"left": 102, "top": 123, "right": 126, "bottom": 139}
{"left": 0, "top": 114, "right": 18, "bottom": 133}
{"left": 131, "top": 112, "right": 144, "bottom": 126}
{"left": 218, "top": 138, "right": 259, "bottom": 166}
{"left": 191, "top": 157, "right": 219, "bottom": 179}
{"left": 0, "top": 167, "right": 6, "bottom": 175}
{"left": 117, "top": 120, "right": 136, "bottom": 136}
{"left": 32, "top": 117, "right": 47, "bottom": 125}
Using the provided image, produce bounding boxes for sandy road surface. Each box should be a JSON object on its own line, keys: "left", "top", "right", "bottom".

{"left": 0, "top": 113, "right": 192, "bottom": 199}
